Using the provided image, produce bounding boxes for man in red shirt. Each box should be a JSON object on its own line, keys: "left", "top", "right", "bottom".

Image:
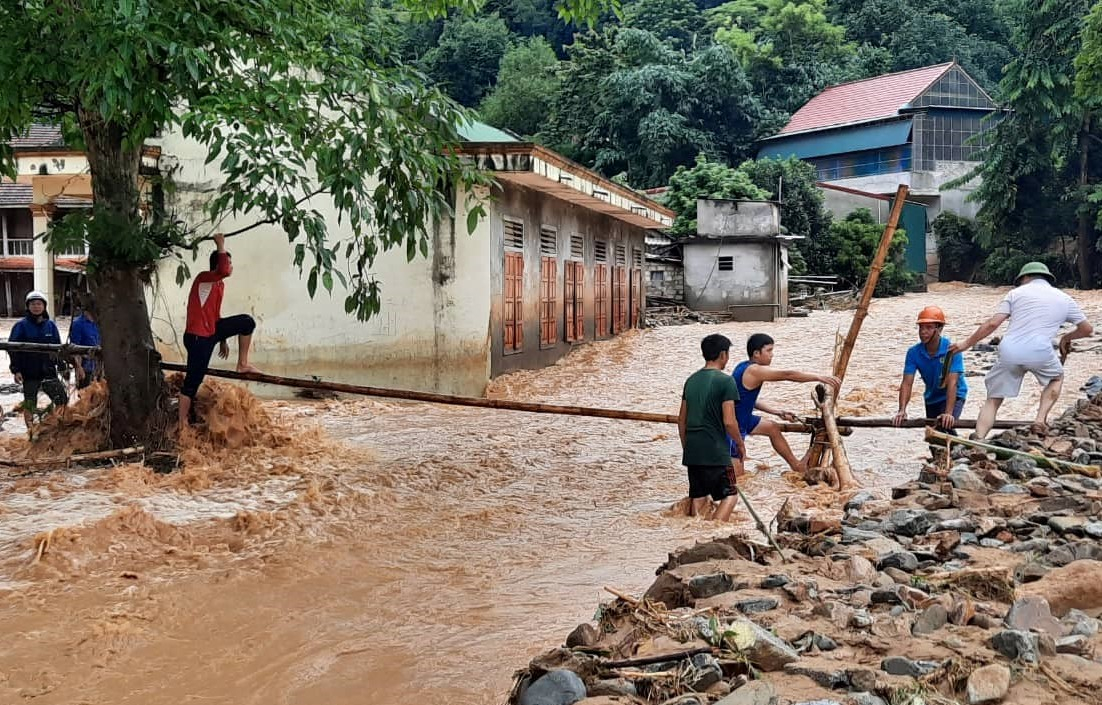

{"left": 178, "top": 232, "right": 260, "bottom": 429}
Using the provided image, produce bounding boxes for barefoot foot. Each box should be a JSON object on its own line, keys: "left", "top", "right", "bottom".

{"left": 236, "top": 364, "right": 262, "bottom": 375}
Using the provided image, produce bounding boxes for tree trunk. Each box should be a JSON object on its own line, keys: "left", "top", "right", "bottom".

{"left": 79, "top": 110, "right": 168, "bottom": 448}
{"left": 1078, "top": 115, "right": 1094, "bottom": 289}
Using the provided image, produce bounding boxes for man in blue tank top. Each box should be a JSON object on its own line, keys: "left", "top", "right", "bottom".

{"left": 731, "top": 333, "right": 840, "bottom": 475}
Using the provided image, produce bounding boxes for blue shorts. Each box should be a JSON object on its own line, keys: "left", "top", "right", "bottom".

{"left": 728, "top": 415, "right": 762, "bottom": 458}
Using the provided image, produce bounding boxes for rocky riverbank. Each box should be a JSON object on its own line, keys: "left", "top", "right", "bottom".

{"left": 509, "top": 395, "right": 1102, "bottom": 705}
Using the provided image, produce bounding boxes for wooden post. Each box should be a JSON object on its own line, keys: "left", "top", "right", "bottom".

{"left": 812, "top": 383, "right": 858, "bottom": 490}
{"left": 807, "top": 184, "right": 910, "bottom": 470}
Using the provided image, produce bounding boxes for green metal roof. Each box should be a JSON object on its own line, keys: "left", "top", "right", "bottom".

{"left": 458, "top": 119, "right": 518, "bottom": 142}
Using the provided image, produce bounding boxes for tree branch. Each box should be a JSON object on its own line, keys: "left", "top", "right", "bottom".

{"left": 190, "top": 187, "right": 327, "bottom": 246}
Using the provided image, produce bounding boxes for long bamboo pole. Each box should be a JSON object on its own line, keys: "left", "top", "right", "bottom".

{"left": 807, "top": 184, "right": 910, "bottom": 469}
{"left": 0, "top": 342, "right": 1033, "bottom": 431}
{"left": 816, "top": 417, "right": 1030, "bottom": 430}
{"left": 924, "top": 428, "right": 1100, "bottom": 478}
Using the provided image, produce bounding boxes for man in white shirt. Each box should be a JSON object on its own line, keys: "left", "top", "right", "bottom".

{"left": 950, "top": 262, "right": 1093, "bottom": 438}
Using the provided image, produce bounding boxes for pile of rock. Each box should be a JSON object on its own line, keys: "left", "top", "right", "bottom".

{"left": 509, "top": 406, "right": 1102, "bottom": 705}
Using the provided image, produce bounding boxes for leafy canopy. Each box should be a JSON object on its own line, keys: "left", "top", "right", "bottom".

{"left": 479, "top": 37, "right": 562, "bottom": 137}
{"left": 0, "top": 0, "right": 616, "bottom": 320}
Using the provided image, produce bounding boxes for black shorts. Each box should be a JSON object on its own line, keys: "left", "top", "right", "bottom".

{"left": 687, "top": 465, "right": 734, "bottom": 501}
{"left": 181, "top": 314, "right": 256, "bottom": 398}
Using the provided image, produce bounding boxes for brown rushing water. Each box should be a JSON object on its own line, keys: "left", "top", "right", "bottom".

{"left": 1, "top": 283, "right": 1101, "bottom": 705}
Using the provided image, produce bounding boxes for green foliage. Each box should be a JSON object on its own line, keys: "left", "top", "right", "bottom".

{"left": 664, "top": 155, "right": 769, "bottom": 236}
{"left": 982, "top": 249, "right": 1076, "bottom": 285}
{"left": 422, "top": 15, "right": 514, "bottom": 107}
{"left": 736, "top": 157, "right": 833, "bottom": 275}
{"left": 824, "top": 209, "right": 913, "bottom": 295}
{"left": 932, "top": 212, "right": 985, "bottom": 281}
{"left": 623, "top": 0, "right": 707, "bottom": 48}
{"left": 545, "top": 27, "right": 769, "bottom": 186}
{"left": 960, "top": 0, "right": 1100, "bottom": 287}
{"left": 828, "top": 0, "right": 1013, "bottom": 89}
{"left": 711, "top": 0, "right": 860, "bottom": 115}
{"left": 479, "top": 37, "right": 562, "bottom": 136}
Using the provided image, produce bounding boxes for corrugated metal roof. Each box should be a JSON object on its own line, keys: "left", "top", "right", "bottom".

{"left": 759, "top": 119, "right": 913, "bottom": 159}
{"left": 458, "top": 119, "right": 519, "bottom": 142}
{"left": 8, "top": 124, "right": 65, "bottom": 149}
{"left": 774, "top": 63, "right": 953, "bottom": 137}
{"left": 0, "top": 183, "right": 32, "bottom": 208}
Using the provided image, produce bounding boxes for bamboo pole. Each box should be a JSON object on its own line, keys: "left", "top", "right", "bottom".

{"left": 0, "top": 341, "right": 100, "bottom": 355}
{"left": 812, "top": 417, "right": 1032, "bottom": 430}
{"left": 812, "top": 383, "right": 858, "bottom": 490}
{"left": 924, "top": 428, "right": 1100, "bottom": 478}
{"left": 733, "top": 485, "right": 789, "bottom": 562}
{"left": 807, "top": 184, "right": 910, "bottom": 470}
{"left": 1, "top": 341, "right": 1028, "bottom": 431}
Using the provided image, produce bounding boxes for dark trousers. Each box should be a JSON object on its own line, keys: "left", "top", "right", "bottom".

{"left": 22, "top": 376, "right": 68, "bottom": 410}
{"left": 181, "top": 314, "right": 256, "bottom": 398}
{"left": 926, "top": 397, "right": 966, "bottom": 435}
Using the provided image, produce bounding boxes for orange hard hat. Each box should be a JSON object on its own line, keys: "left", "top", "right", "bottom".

{"left": 917, "top": 306, "right": 946, "bottom": 324}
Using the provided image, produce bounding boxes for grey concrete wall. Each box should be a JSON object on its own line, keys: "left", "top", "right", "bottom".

{"left": 697, "top": 200, "right": 780, "bottom": 237}
{"left": 683, "top": 241, "right": 781, "bottom": 319}
{"left": 647, "top": 263, "right": 684, "bottom": 300}
{"left": 489, "top": 181, "right": 649, "bottom": 377}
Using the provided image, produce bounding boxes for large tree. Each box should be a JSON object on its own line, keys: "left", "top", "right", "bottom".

{"left": 963, "top": 0, "right": 1099, "bottom": 287}
{"left": 0, "top": 0, "right": 605, "bottom": 447}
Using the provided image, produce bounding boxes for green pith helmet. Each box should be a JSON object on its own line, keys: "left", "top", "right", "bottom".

{"left": 1016, "top": 261, "right": 1055, "bottom": 284}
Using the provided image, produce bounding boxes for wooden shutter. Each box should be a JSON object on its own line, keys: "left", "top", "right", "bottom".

{"left": 540, "top": 256, "right": 557, "bottom": 348}
{"left": 564, "top": 260, "right": 576, "bottom": 343}
{"left": 630, "top": 267, "right": 642, "bottom": 328}
{"left": 611, "top": 266, "right": 627, "bottom": 334}
{"left": 504, "top": 252, "right": 523, "bottom": 352}
{"left": 573, "top": 261, "right": 585, "bottom": 341}
{"left": 595, "top": 264, "right": 608, "bottom": 338}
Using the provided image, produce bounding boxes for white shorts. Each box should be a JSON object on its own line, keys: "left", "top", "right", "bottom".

{"left": 984, "top": 356, "right": 1064, "bottom": 399}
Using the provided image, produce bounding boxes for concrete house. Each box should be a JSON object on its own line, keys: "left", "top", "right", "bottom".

{"left": 757, "top": 62, "right": 999, "bottom": 279}
{"left": 148, "top": 124, "right": 673, "bottom": 396}
{"left": 681, "top": 200, "right": 792, "bottom": 321}
{"left": 0, "top": 125, "right": 96, "bottom": 316}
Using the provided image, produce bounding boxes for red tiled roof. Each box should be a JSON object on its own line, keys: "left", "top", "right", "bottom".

{"left": 7, "top": 124, "right": 65, "bottom": 149}
{"left": 776, "top": 63, "right": 954, "bottom": 137}
{"left": 0, "top": 256, "right": 86, "bottom": 273}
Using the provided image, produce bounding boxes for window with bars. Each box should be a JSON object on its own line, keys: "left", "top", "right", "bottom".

{"left": 718, "top": 256, "right": 734, "bottom": 271}
{"left": 570, "top": 234, "right": 584, "bottom": 260}
{"left": 540, "top": 256, "right": 557, "bottom": 348}
{"left": 540, "top": 225, "right": 557, "bottom": 255}
{"left": 595, "top": 240, "right": 608, "bottom": 263}
{"left": 503, "top": 217, "right": 524, "bottom": 250}
{"left": 564, "top": 260, "right": 584, "bottom": 343}
{"left": 503, "top": 252, "right": 524, "bottom": 353}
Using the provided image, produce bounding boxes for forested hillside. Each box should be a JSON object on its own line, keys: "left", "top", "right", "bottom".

{"left": 395, "top": 0, "right": 1013, "bottom": 188}
{"left": 395, "top": 0, "right": 1102, "bottom": 287}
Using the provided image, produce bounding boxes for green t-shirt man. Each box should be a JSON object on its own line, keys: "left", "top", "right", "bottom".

{"left": 681, "top": 368, "right": 741, "bottom": 466}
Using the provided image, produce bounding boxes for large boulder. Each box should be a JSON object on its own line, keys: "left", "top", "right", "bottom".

{"left": 966, "top": 663, "right": 1010, "bottom": 704}
{"left": 519, "top": 670, "right": 588, "bottom": 705}
{"left": 1020, "top": 560, "right": 1102, "bottom": 616}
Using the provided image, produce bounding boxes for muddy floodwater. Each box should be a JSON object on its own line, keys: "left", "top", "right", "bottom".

{"left": 1, "top": 283, "right": 1101, "bottom": 704}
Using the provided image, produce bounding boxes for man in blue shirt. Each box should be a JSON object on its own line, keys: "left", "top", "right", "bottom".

{"left": 9, "top": 290, "right": 68, "bottom": 433}
{"left": 68, "top": 294, "right": 101, "bottom": 389}
{"left": 893, "top": 306, "right": 968, "bottom": 432}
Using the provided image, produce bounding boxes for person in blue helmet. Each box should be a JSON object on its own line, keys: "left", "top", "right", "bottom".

{"left": 9, "top": 290, "right": 68, "bottom": 432}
